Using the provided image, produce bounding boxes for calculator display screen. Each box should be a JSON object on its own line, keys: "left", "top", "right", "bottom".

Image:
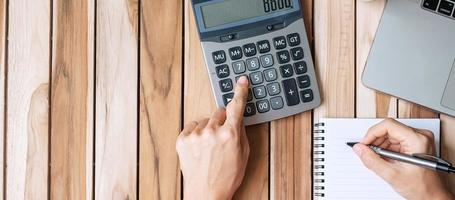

{"left": 201, "top": 0, "right": 294, "bottom": 29}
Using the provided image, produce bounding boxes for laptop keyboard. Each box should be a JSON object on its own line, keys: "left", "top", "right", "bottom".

{"left": 422, "top": 0, "right": 455, "bottom": 18}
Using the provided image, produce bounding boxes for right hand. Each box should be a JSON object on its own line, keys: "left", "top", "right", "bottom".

{"left": 353, "top": 119, "right": 454, "bottom": 200}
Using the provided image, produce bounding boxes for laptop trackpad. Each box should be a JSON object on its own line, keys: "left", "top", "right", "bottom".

{"left": 442, "top": 62, "right": 455, "bottom": 110}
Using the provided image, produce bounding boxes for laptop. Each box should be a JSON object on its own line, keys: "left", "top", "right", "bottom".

{"left": 362, "top": 0, "right": 455, "bottom": 117}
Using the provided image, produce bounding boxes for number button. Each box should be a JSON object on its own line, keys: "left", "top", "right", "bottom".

{"left": 294, "top": 61, "right": 307, "bottom": 74}
{"left": 256, "top": 99, "right": 270, "bottom": 113}
{"left": 270, "top": 96, "right": 284, "bottom": 110}
{"left": 273, "top": 36, "right": 287, "bottom": 50}
{"left": 277, "top": 50, "right": 290, "bottom": 64}
{"left": 219, "top": 79, "right": 233, "bottom": 92}
{"left": 287, "top": 33, "right": 301, "bottom": 46}
{"left": 253, "top": 85, "right": 267, "bottom": 99}
{"left": 267, "top": 82, "right": 281, "bottom": 96}
{"left": 297, "top": 75, "right": 311, "bottom": 88}
{"left": 290, "top": 47, "right": 304, "bottom": 60}
{"left": 243, "top": 43, "right": 257, "bottom": 57}
{"left": 244, "top": 103, "right": 256, "bottom": 117}
{"left": 280, "top": 64, "right": 294, "bottom": 78}
{"left": 282, "top": 78, "right": 300, "bottom": 106}
{"left": 260, "top": 54, "right": 274, "bottom": 68}
{"left": 212, "top": 50, "right": 226, "bottom": 64}
{"left": 300, "top": 89, "right": 314, "bottom": 103}
{"left": 264, "top": 68, "right": 278, "bottom": 82}
{"left": 215, "top": 64, "right": 229, "bottom": 78}
{"left": 222, "top": 93, "right": 234, "bottom": 106}
{"left": 249, "top": 71, "right": 264, "bottom": 85}
{"left": 229, "top": 46, "right": 243, "bottom": 60}
{"left": 246, "top": 57, "right": 261, "bottom": 71}
{"left": 257, "top": 40, "right": 271, "bottom": 53}
{"left": 232, "top": 61, "right": 246, "bottom": 74}
{"left": 247, "top": 88, "right": 253, "bottom": 101}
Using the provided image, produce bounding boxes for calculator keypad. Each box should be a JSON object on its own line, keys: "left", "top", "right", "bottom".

{"left": 212, "top": 32, "right": 316, "bottom": 118}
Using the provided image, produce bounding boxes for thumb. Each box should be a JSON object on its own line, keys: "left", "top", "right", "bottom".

{"left": 353, "top": 144, "right": 397, "bottom": 182}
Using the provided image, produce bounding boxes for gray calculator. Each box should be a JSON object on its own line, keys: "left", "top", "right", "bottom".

{"left": 192, "top": 0, "right": 321, "bottom": 125}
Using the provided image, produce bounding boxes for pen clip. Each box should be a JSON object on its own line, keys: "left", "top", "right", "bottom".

{"left": 412, "top": 153, "right": 453, "bottom": 166}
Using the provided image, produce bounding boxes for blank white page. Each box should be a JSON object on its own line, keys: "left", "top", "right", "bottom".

{"left": 314, "top": 118, "right": 440, "bottom": 200}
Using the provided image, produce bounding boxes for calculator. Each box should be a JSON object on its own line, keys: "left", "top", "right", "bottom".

{"left": 192, "top": 0, "right": 321, "bottom": 125}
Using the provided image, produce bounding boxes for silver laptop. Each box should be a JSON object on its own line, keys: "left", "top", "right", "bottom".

{"left": 363, "top": 0, "right": 455, "bottom": 117}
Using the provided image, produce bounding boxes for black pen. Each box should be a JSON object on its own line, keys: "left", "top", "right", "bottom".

{"left": 347, "top": 142, "right": 455, "bottom": 173}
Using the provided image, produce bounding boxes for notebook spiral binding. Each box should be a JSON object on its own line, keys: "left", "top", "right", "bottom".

{"left": 314, "top": 122, "right": 325, "bottom": 198}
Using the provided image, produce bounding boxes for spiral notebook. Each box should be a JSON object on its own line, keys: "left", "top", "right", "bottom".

{"left": 313, "top": 118, "right": 440, "bottom": 200}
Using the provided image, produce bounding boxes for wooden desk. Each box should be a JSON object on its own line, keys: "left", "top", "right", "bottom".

{"left": 1, "top": 0, "right": 453, "bottom": 199}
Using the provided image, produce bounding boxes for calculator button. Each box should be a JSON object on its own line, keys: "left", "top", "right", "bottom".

{"left": 219, "top": 79, "right": 233, "bottom": 92}
{"left": 256, "top": 99, "right": 270, "bottom": 113}
{"left": 244, "top": 103, "right": 256, "bottom": 117}
{"left": 277, "top": 50, "right": 290, "bottom": 64}
{"left": 260, "top": 54, "right": 274, "bottom": 68}
{"left": 273, "top": 36, "right": 287, "bottom": 50}
{"left": 232, "top": 61, "right": 246, "bottom": 74}
{"left": 246, "top": 57, "right": 261, "bottom": 71}
{"left": 423, "top": 0, "right": 439, "bottom": 11}
{"left": 229, "top": 46, "right": 243, "bottom": 60}
{"left": 282, "top": 78, "right": 300, "bottom": 106}
{"left": 297, "top": 75, "right": 311, "bottom": 88}
{"left": 253, "top": 85, "right": 267, "bottom": 99}
{"left": 249, "top": 71, "right": 264, "bottom": 85}
{"left": 300, "top": 89, "right": 314, "bottom": 103}
{"left": 212, "top": 50, "right": 226, "bottom": 64}
{"left": 280, "top": 64, "right": 294, "bottom": 78}
{"left": 264, "top": 68, "right": 278, "bottom": 82}
{"left": 287, "top": 33, "right": 301, "bottom": 47}
{"left": 294, "top": 61, "right": 308, "bottom": 74}
{"left": 243, "top": 43, "right": 257, "bottom": 57}
{"left": 215, "top": 64, "right": 230, "bottom": 78}
{"left": 438, "top": 0, "right": 454, "bottom": 16}
{"left": 267, "top": 82, "right": 281, "bottom": 96}
{"left": 222, "top": 93, "right": 234, "bottom": 106}
{"left": 270, "top": 96, "right": 284, "bottom": 110}
{"left": 248, "top": 89, "right": 253, "bottom": 102}
{"left": 257, "top": 40, "right": 271, "bottom": 53}
{"left": 290, "top": 47, "right": 304, "bottom": 60}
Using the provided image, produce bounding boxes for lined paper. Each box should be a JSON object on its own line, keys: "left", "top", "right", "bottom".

{"left": 317, "top": 118, "right": 440, "bottom": 200}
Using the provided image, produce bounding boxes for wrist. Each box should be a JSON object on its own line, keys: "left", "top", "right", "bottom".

{"left": 183, "top": 182, "right": 233, "bottom": 200}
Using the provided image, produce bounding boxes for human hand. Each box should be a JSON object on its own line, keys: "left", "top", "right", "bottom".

{"left": 353, "top": 119, "right": 454, "bottom": 200}
{"left": 176, "top": 76, "right": 250, "bottom": 200}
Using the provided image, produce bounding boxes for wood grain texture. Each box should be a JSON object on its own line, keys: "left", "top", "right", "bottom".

{"left": 441, "top": 114, "right": 455, "bottom": 195}
{"left": 270, "top": 0, "right": 313, "bottom": 199}
{"left": 50, "top": 0, "right": 93, "bottom": 199}
{"left": 313, "top": 0, "right": 356, "bottom": 120}
{"left": 398, "top": 100, "right": 439, "bottom": 118}
{"left": 6, "top": 0, "right": 50, "bottom": 199}
{"left": 95, "top": 0, "right": 138, "bottom": 199}
{"left": 184, "top": 1, "right": 269, "bottom": 199}
{"left": 356, "top": 0, "right": 397, "bottom": 118}
{"left": 139, "top": 0, "right": 182, "bottom": 199}
{"left": 0, "top": 0, "right": 6, "bottom": 198}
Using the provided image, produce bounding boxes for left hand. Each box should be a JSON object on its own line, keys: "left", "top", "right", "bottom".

{"left": 176, "top": 76, "right": 250, "bottom": 200}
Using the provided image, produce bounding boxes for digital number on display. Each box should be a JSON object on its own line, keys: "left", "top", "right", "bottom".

{"left": 263, "top": 0, "right": 293, "bottom": 13}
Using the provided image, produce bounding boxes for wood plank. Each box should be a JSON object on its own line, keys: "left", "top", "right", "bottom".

{"left": 270, "top": 0, "right": 313, "bottom": 199}
{"left": 95, "top": 0, "right": 138, "bottom": 199}
{"left": 0, "top": 0, "right": 6, "bottom": 198}
{"left": 356, "top": 0, "right": 397, "bottom": 118}
{"left": 313, "top": 0, "right": 356, "bottom": 120}
{"left": 398, "top": 100, "right": 438, "bottom": 118}
{"left": 50, "top": 0, "right": 94, "bottom": 199}
{"left": 6, "top": 0, "right": 50, "bottom": 199}
{"left": 184, "top": 1, "right": 269, "bottom": 199}
{"left": 441, "top": 114, "right": 455, "bottom": 195}
{"left": 139, "top": 0, "right": 182, "bottom": 199}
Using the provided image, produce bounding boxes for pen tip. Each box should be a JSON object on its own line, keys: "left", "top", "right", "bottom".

{"left": 346, "top": 142, "right": 358, "bottom": 148}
